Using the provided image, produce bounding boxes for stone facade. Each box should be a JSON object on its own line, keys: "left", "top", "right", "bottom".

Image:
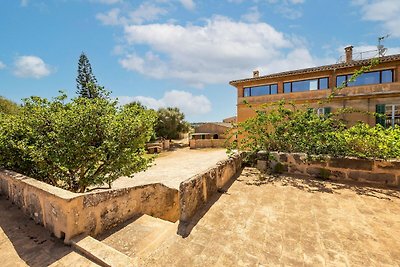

{"left": 189, "top": 139, "right": 227, "bottom": 149}
{"left": 260, "top": 152, "right": 400, "bottom": 187}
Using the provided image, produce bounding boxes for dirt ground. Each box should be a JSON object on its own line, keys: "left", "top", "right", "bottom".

{"left": 103, "top": 168, "right": 400, "bottom": 266}
{"left": 111, "top": 147, "right": 228, "bottom": 190}
{"left": 0, "top": 196, "right": 98, "bottom": 267}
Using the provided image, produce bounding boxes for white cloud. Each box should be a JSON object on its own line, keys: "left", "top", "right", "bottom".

{"left": 266, "top": 0, "right": 304, "bottom": 19}
{"left": 119, "top": 16, "right": 331, "bottom": 86}
{"left": 96, "top": 3, "right": 168, "bottom": 25}
{"left": 96, "top": 8, "right": 124, "bottom": 25}
{"left": 179, "top": 0, "right": 195, "bottom": 10}
{"left": 352, "top": 0, "right": 400, "bottom": 37}
{"left": 241, "top": 6, "right": 261, "bottom": 23}
{"left": 117, "top": 90, "right": 211, "bottom": 115}
{"left": 90, "top": 0, "right": 122, "bottom": 4}
{"left": 20, "top": 0, "right": 28, "bottom": 7}
{"left": 0, "top": 61, "right": 5, "bottom": 70}
{"left": 13, "top": 56, "right": 53, "bottom": 79}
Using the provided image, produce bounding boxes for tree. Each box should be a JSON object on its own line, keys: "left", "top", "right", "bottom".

{"left": 76, "top": 52, "right": 105, "bottom": 98}
{"left": 0, "top": 96, "right": 19, "bottom": 115}
{"left": 0, "top": 93, "right": 157, "bottom": 192}
{"left": 155, "top": 107, "right": 190, "bottom": 139}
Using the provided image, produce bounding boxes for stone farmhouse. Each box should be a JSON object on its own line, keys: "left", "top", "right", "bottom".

{"left": 230, "top": 46, "right": 400, "bottom": 128}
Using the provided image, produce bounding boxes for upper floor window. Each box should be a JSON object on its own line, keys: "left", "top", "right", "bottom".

{"left": 243, "top": 84, "right": 278, "bottom": 97}
{"left": 336, "top": 69, "right": 394, "bottom": 87}
{"left": 283, "top": 77, "right": 329, "bottom": 93}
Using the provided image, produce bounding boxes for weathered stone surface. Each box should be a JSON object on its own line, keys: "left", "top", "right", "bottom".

{"left": 306, "top": 167, "right": 331, "bottom": 179}
{"left": 26, "top": 193, "right": 43, "bottom": 225}
{"left": 289, "top": 164, "right": 304, "bottom": 174}
{"left": 375, "top": 160, "right": 400, "bottom": 171}
{"left": 279, "top": 153, "right": 288, "bottom": 163}
{"left": 256, "top": 160, "right": 268, "bottom": 172}
{"left": 330, "top": 170, "right": 347, "bottom": 180}
{"left": 329, "top": 158, "right": 373, "bottom": 171}
{"left": 11, "top": 184, "right": 25, "bottom": 207}
{"left": 348, "top": 171, "right": 396, "bottom": 185}
{"left": 292, "top": 153, "right": 306, "bottom": 165}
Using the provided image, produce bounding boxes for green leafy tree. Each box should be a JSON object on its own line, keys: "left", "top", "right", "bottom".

{"left": 0, "top": 93, "right": 157, "bottom": 192}
{"left": 155, "top": 107, "right": 190, "bottom": 139}
{"left": 76, "top": 52, "right": 106, "bottom": 98}
{"left": 0, "top": 96, "right": 19, "bottom": 115}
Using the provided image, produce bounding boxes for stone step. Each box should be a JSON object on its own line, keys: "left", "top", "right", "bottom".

{"left": 71, "top": 235, "right": 136, "bottom": 267}
{"left": 99, "top": 214, "right": 178, "bottom": 259}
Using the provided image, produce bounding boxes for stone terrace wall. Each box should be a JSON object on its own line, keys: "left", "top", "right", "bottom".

{"left": 0, "top": 170, "right": 179, "bottom": 243}
{"left": 267, "top": 152, "right": 400, "bottom": 187}
{"left": 189, "top": 139, "right": 227, "bottom": 149}
{"left": 179, "top": 153, "right": 242, "bottom": 223}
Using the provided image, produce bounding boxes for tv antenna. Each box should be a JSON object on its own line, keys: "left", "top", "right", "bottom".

{"left": 377, "top": 34, "right": 390, "bottom": 57}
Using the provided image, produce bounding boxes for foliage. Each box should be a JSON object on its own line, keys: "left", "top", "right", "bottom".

{"left": 76, "top": 52, "right": 106, "bottom": 98}
{"left": 155, "top": 107, "right": 190, "bottom": 139}
{"left": 0, "top": 93, "right": 157, "bottom": 192}
{"left": 231, "top": 100, "right": 400, "bottom": 160}
{"left": 0, "top": 96, "right": 19, "bottom": 115}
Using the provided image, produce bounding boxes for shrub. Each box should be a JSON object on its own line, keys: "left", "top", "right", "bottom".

{"left": 231, "top": 101, "right": 400, "bottom": 160}
{"left": 0, "top": 93, "right": 157, "bottom": 192}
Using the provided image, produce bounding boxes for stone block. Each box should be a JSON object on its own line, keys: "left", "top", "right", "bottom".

{"left": 348, "top": 171, "right": 396, "bottom": 185}
{"left": 329, "top": 158, "right": 373, "bottom": 171}
{"left": 306, "top": 167, "right": 331, "bottom": 179}
{"left": 288, "top": 164, "right": 304, "bottom": 174}
{"left": 279, "top": 153, "right": 288, "bottom": 163}
{"left": 256, "top": 160, "right": 268, "bottom": 172}
{"left": 330, "top": 170, "right": 347, "bottom": 180}
{"left": 375, "top": 161, "right": 400, "bottom": 171}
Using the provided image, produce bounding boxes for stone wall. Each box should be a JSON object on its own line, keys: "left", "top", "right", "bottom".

{"left": 179, "top": 153, "right": 242, "bottom": 223}
{"left": 264, "top": 152, "right": 400, "bottom": 187}
{"left": 0, "top": 170, "right": 179, "bottom": 243}
{"left": 189, "top": 139, "right": 227, "bottom": 149}
{"left": 0, "top": 153, "right": 243, "bottom": 243}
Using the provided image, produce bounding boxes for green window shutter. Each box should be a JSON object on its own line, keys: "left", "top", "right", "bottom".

{"left": 324, "top": 107, "right": 331, "bottom": 115}
{"left": 376, "top": 104, "right": 386, "bottom": 127}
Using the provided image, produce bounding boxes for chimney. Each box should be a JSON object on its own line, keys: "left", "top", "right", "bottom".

{"left": 344, "top": 45, "right": 353, "bottom": 63}
{"left": 253, "top": 70, "right": 259, "bottom": 78}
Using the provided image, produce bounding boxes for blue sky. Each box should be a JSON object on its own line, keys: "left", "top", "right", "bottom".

{"left": 1, "top": 0, "right": 400, "bottom": 122}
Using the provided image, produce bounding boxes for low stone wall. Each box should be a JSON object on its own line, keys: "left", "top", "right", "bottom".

{"left": 0, "top": 170, "right": 179, "bottom": 243}
{"left": 179, "top": 153, "right": 242, "bottom": 223}
{"left": 0, "top": 153, "right": 243, "bottom": 243}
{"left": 265, "top": 152, "right": 400, "bottom": 187}
{"left": 189, "top": 139, "right": 227, "bottom": 149}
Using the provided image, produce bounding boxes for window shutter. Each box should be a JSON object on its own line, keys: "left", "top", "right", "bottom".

{"left": 324, "top": 107, "right": 331, "bottom": 115}
{"left": 376, "top": 104, "right": 386, "bottom": 127}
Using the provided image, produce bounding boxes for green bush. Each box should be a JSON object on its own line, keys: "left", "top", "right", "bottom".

{"left": 0, "top": 93, "right": 157, "bottom": 192}
{"left": 231, "top": 101, "right": 400, "bottom": 160}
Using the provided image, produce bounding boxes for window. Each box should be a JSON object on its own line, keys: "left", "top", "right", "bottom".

{"left": 243, "top": 84, "right": 278, "bottom": 97}
{"left": 283, "top": 77, "right": 329, "bottom": 93}
{"left": 376, "top": 104, "right": 400, "bottom": 127}
{"left": 336, "top": 69, "right": 394, "bottom": 87}
{"left": 316, "top": 107, "right": 331, "bottom": 116}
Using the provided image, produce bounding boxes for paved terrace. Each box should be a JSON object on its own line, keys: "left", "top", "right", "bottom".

{"left": 112, "top": 147, "right": 228, "bottom": 190}
{"left": 102, "top": 168, "right": 400, "bottom": 266}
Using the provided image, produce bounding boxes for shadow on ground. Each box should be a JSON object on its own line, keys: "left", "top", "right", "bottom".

{"left": 177, "top": 168, "right": 243, "bottom": 238}
{"left": 239, "top": 167, "right": 400, "bottom": 201}
{"left": 0, "top": 196, "right": 83, "bottom": 267}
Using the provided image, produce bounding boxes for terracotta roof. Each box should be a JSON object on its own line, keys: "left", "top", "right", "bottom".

{"left": 229, "top": 54, "right": 400, "bottom": 86}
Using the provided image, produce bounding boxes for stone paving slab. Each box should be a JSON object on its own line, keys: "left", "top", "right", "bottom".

{"left": 103, "top": 168, "right": 400, "bottom": 266}
{"left": 112, "top": 147, "right": 228, "bottom": 190}
{"left": 0, "top": 196, "right": 98, "bottom": 267}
